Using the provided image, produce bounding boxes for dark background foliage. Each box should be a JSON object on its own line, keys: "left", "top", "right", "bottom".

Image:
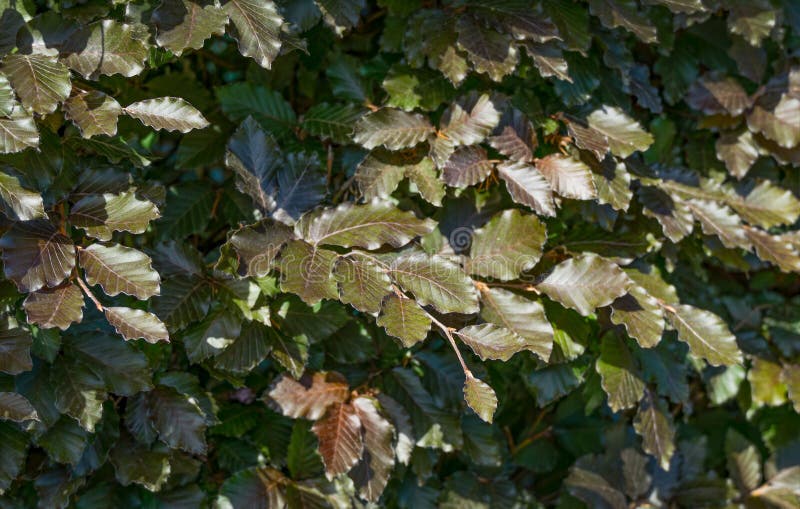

{"left": 0, "top": 0, "right": 799, "bottom": 507}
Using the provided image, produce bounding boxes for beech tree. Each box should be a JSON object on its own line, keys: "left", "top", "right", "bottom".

{"left": 0, "top": 0, "right": 799, "bottom": 507}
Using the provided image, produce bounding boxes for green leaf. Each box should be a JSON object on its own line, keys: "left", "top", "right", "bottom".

{"left": 463, "top": 374, "right": 497, "bottom": 424}
{"left": 497, "top": 161, "right": 556, "bottom": 217}
{"left": 147, "top": 386, "right": 207, "bottom": 455}
{"left": 51, "top": 360, "right": 104, "bottom": 431}
{"left": 665, "top": 304, "right": 742, "bottom": 366}
{"left": 334, "top": 255, "right": 392, "bottom": 314}
{"left": 301, "top": 102, "right": 365, "bottom": 144}
{"left": 537, "top": 254, "right": 631, "bottom": 317}
{"left": 729, "top": 180, "right": 800, "bottom": 229}
{"left": 376, "top": 293, "right": 431, "bottom": 347}
{"left": 353, "top": 109, "right": 434, "bottom": 150}
{"left": 152, "top": 275, "right": 212, "bottom": 332}
{"left": 23, "top": 284, "right": 84, "bottom": 330}
{"left": 104, "top": 306, "right": 169, "bottom": 343}
{"left": 687, "top": 199, "right": 751, "bottom": 250}
{"left": 596, "top": 333, "right": 645, "bottom": 412}
{"left": 216, "top": 467, "right": 286, "bottom": 508}
{"left": 217, "top": 83, "right": 297, "bottom": 136}
{"left": 0, "top": 392, "right": 38, "bottom": 422}
{"left": 633, "top": 392, "right": 676, "bottom": 471}
{"left": 66, "top": 333, "right": 152, "bottom": 396}
{"left": 390, "top": 253, "right": 479, "bottom": 314}
{"left": 0, "top": 219, "right": 75, "bottom": 293}
{"left": 312, "top": 402, "right": 363, "bottom": 479}
{"left": 123, "top": 97, "right": 209, "bottom": 133}
{"left": 611, "top": 284, "right": 665, "bottom": 348}
{"left": 152, "top": 0, "right": 229, "bottom": 55}
{"left": 564, "top": 466, "right": 627, "bottom": 509}
{"left": 157, "top": 182, "right": 215, "bottom": 238}
{"left": 782, "top": 364, "right": 800, "bottom": 414}
{"left": 0, "top": 170, "right": 45, "bottom": 220}
{"left": 79, "top": 244, "right": 160, "bottom": 300}
{"left": 109, "top": 434, "right": 171, "bottom": 491}
{"left": 0, "top": 115, "right": 39, "bottom": 154}
{"left": 61, "top": 20, "right": 149, "bottom": 78}
{"left": 317, "top": 0, "right": 366, "bottom": 34}
{"left": 477, "top": 286, "right": 553, "bottom": 361}
{"left": 468, "top": 209, "right": 546, "bottom": 281}
{"left": 181, "top": 310, "right": 240, "bottom": 363}
{"left": 1, "top": 54, "right": 70, "bottom": 114}
{"left": 63, "top": 90, "right": 122, "bottom": 138}
{"left": 287, "top": 419, "right": 323, "bottom": 479}
{"left": 36, "top": 416, "right": 88, "bottom": 465}
{"left": 70, "top": 192, "right": 160, "bottom": 241}
{"left": 296, "top": 201, "right": 435, "bottom": 249}
{"left": 0, "top": 327, "right": 33, "bottom": 375}
{"left": 745, "top": 228, "right": 800, "bottom": 273}
{"left": 223, "top": 0, "right": 284, "bottom": 69}
{"left": 748, "top": 358, "right": 787, "bottom": 408}
{"left": 587, "top": 106, "right": 654, "bottom": 158}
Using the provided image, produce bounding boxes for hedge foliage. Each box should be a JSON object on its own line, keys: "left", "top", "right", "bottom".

{"left": 0, "top": 0, "right": 799, "bottom": 507}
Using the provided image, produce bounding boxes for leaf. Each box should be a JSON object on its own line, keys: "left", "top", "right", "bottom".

{"left": 287, "top": 419, "right": 323, "bottom": 479}
{"left": 565, "top": 467, "right": 627, "bottom": 509}
{"left": 295, "top": 201, "right": 435, "bottom": 249}
{"left": 0, "top": 219, "right": 75, "bottom": 293}
{"left": 589, "top": 0, "right": 657, "bottom": 42}
{"left": 51, "top": 360, "right": 105, "bottom": 431}
{"left": 109, "top": 434, "right": 171, "bottom": 491}
{"left": 404, "top": 157, "right": 444, "bottom": 206}
{"left": 104, "top": 306, "right": 169, "bottom": 343}
{"left": 665, "top": 304, "right": 742, "bottom": 366}
{"left": 0, "top": 392, "right": 38, "bottom": 422}
{"left": 266, "top": 372, "right": 349, "bottom": 420}
{"left": 222, "top": 0, "right": 284, "bottom": 69}
{"left": 489, "top": 109, "right": 537, "bottom": 162}
{"left": 687, "top": 199, "right": 751, "bottom": 250}
{"left": 781, "top": 365, "right": 800, "bottom": 413}
{"left": 79, "top": 244, "right": 160, "bottom": 300}
{"left": 66, "top": 333, "right": 152, "bottom": 396}
{"left": 729, "top": 180, "right": 800, "bottom": 229}
{"left": 152, "top": 275, "right": 212, "bottom": 332}
{"left": 0, "top": 171, "right": 44, "bottom": 220}
{"left": 0, "top": 115, "right": 39, "bottom": 154}
{"left": 312, "top": 402, "right": 363, "bottom": 479}
{"left": 438, "top": 93, "right": 501, "bottom": 146}
{"left": 217, "top": 467, "right": 286, "bottom": 509}
{"left": 226, "top": 117, "right": 281, "bottom": 213}
{"left": 147, "top": 386, "right": 207, "bottom": 455}
{"left": 23, "top": 284, "right": 84, "bottom": 330}
{"left": 389, "top": 253, "right": 479, "bottom": 314}
{"left": 455, "top": 16, "right": 518, "bottom": 82}
{"left": 61, "top": 20, "right": 149, "bottom": 78}
{"left": 455, "top": 323, "right": 531, "bottom": 363}
{"left": 152, "top": 0, "right": 229, "bottom": 55}
{"left": 0, "top": 328, "right": 33, "bottom": 375}
{"left": 63, "top": 90, "right": 122, "bottom": 138}
{"left": 301, "top": 102, "right": 365, "bottom": 144}
{"left": 334, "top": 255, "right": 392, "bottom": 315}
{"left": 468, "top": 209, "right": 546, "bottom": 281}
{"left": 611, "top": 284, "right": 665, "bottom": 348}
{"left": 638, "top": 186, "right": 694, "bottom": 243}
{"left": 181, "top": 310, "right": 241, "bottom": 363}
{"left": 747, "top": 78, "right": 800, "bottom": 149}
{"left": 317, "top": 0, "right": 366, "bottom": 34}
{"left": 596, "top": 333, "right": 645, "bottom": 412}
{"left": 70, "top": 192, "right": 160, "bottom": 241}
{"left": 686, "top": 75, "right": 751, "bottom": 116}
{"left": 726, "top": 429, "right": 761, "bottom": 493}
{"left": 376, "top": 293, "right": 431, "bottom": 347}
{"left": 276, "top": 240, "right": 339, "bottom": 304}
{"left": 633, "top": 393, "right": 676, "bottom": 470}
{"left": 537, "top": 254, "right": 631, "bottom": 316}
{"left": 497, "top": 161, "right": 556, "bottom": 217}
{"left": 123, "top": 97, "right": 209, "bottom": 133}
{"left": 355, "top": 151, "right": 406, "bottom": 200}
{"left": 217, "top": 82, "right": 296, "bottom": 136}
{"left": 463, "top": 374, "right": 497, "bottom": 424}
{"left": 443, "top": 146, "right": 494, "bottom": 188}
{"left": 477, "top": 285, "right": 553, "bottom": 361}
{"left": 213, "top": 321, "right": 274, "bottom": 375}
{"left": 227, "top": 219, "right": 293, "bottom": 277}
{"left": 745, "top": 228, "right": 800, "bottom": 273}
{"left": 157, "top": 182, "right": 215, "bottom": 239}
{"left": 353, "top": 109, "right": 434, "bottom": 150}
{"left": 587, "top": 106, "right": 654, "bottom": 158}
{"left": 535, "top": 154, "right": 597, "bottom": 200}
{"left": 1, "top": 54, "right": 70, "bottom": 114}
{"left": 748, "top": 358, "right": 787, "bottom": 407}
{"left": 350, "top": 396, "right": 395, "bottom": 501}
{"left": 272, "top": 152, "right": 326, "bottom": 224}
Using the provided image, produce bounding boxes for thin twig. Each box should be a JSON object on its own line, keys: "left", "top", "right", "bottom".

{"left": 76, "top": 276, "right": 103, "bottom": 311}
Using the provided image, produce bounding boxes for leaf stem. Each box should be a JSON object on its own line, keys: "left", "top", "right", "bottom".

{"left": 76, "top": 276, "right": 104, "bottom": 312}
{"left": 426, "top": 310, "right": 472, "bottom": 378}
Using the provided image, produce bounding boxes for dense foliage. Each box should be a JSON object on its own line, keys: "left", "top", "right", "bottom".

{"left": 0, "top": 0, "right": 799, "bottom": 507}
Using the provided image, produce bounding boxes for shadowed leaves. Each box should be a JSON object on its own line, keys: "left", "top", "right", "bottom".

{"left": 23, "top": 284, "right": 84, "bottom": 330}
{"left": 0, "top": 219, "right": 75, "bottom": 293}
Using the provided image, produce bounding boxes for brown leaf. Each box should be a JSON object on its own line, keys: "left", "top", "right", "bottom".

{"left": 313, "top": 402, "right": 363, "bottom": 479}
{"left": 266, "top": 372, "right": 349, "bottom": 420}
